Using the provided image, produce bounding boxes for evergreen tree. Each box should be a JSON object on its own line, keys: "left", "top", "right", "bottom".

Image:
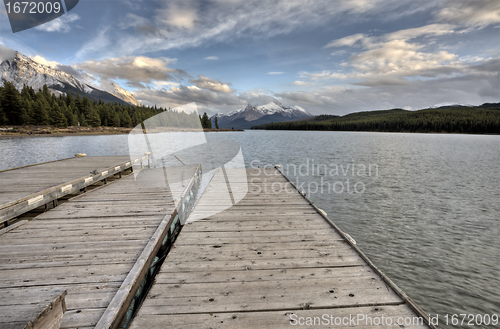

{"left": 0, "top": 97, "right": 5, "bottom": 125}
{"left": 66, "top": 92, "right": 76, "bottom": 109}
{"left": 78, "top": 112, "right": 87, "bottom": 126}
{"left": 121, "top": 111, "right": 132, "bottom": 127}
{"left": 41, "top": 85, "right": 52, "bottom": 104}
{"left": 75, "top": 93, "right": 84, "bottom": 115}
{"left": 1, "top": 81, "right": 26, "bottom": 125}
{"left": 86, "top": 107, "right": 101, "bottom": 127}
{"left": 49, "top": 103, "right": 67, "bottom": 127}
{"left": 32, "top": 98, "right": 50, "bottom": 125}
{"left": 214, "top": 116, "right": 219, "bottom": 129}
{"left": 201, "top": 112, "right": 212, "bottom": 129}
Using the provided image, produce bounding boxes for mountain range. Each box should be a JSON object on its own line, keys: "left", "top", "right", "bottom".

{"left": 0, "top": 50, "right": 315, "bottom": 127}
{"left": 0, "top": 51, "right": 140, "bottom": 106}
{"left": 211, "top": 102, "right": 313, "bottom": 129}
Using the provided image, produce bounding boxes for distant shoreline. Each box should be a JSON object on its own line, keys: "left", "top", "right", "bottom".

{"left": 251, "top": 128, "right": 500, "bottom": 135}
{"left": 0, "top": 126, "right": 244, "bottom": 138}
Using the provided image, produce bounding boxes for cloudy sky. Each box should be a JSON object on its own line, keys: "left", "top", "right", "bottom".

{"left": 1, "top": 0, "right": 499, "bottom": 115}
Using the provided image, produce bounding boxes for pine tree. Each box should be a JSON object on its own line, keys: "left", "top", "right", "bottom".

{"left": 0, "top": 96, "right": 5, "bottom": 125}
{"left": 78, "top": 112, "right": 87, "bottom": 126}
{"left": 86, "top": 108, "right": 101, "bottom": 127}
{"left": 75, "top": 93, "right": 84, "bottom": 115}
{"left": 2, "top": 82, "right": 28, "bottom": 125}
{"left": 215, "top": 116, "right": 219, "bottom": 129}
{"left": 49, "top": 103, "right": 67, "bottom": 127}
{"left": 121, "top": 111, "right": 132, "bottom": 127}
{"left": 32, "top": 98, "right": 50, "bottom": 125}
{"left": 66, "top": 92, "right": 76, "bottom": 109}
{"left": 201, "top": 112, "right": 211, "bottom": 129}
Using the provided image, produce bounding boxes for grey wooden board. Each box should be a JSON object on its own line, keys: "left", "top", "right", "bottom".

{"left": 0, "top": 289, "right": 65, "bottom": 326}
{"left": 0, "top": 170, "right": 176, "bottom": 329}
{"left": 130, "top": 305, "right": 427, "bottom": 329}
{"left": 129, "top": 168, "right": 430, "bottom": 329}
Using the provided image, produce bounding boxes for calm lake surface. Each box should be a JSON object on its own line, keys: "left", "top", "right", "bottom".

{"left": 1, "top": 131, "right": 499, "bottom": 328}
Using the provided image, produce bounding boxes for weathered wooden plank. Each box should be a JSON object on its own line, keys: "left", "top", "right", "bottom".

{"left": 0, "top": 220, "right": 27, "bottom": 236}
{"left": 0, "top": 290, "right": 66, "bottom": 329}
{"left": 0, "top": 240, "right": 150, "bottom": 254}
{"left": 164, "top": 245, "right": 359, "bottom": 263}
{"left": 160, "top": 256, "right": 365, "bottom": 272}
{"left": 0, "top": 285, "right": 118, "bottom": 306}
{"left": 175, "top": 235, "right": 344, "bottom": 245}
{"left": 161, "top": 239, "right": 351, "bottom": 254}
{"left": 154, "top": 265, "right": 370, "bottom": 284}
{"left": 0, "top": 263, "right": 135, "bottom": 282}
{"left": 60, "top": 308, "right": 105, "bottom": 329}
{"left": 0, "top": 275, "right": 126, "bottom": 289}
{"left": 130, "top": 305, "right": 428, "bottom": 329}
{"left": 0, "top": 234, "right": 153, "bottom": 246}
{"left": 0, "top": 254, "right": 142, "bottom": 271}
{"left": 137, "top": 283, "right": 402, "bottom": 314}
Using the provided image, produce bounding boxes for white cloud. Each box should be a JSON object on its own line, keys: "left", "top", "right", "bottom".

{"left": 437, "top": 0, "right": 500, "bottom": 28}
{"left": 385, "top": 24, "right": 455, "bottom": 41}
{"left": 325, "top": 24, "right": 456, "bottom": 50}
{"left": 156, "top": 3, "right": 198, "bottom": 30}
{"left": 302, "top": 70, "right": 346, "bottom": 80}
{"left": 348, "top": 40, "right": 459, "bottom": 77}
{"left": 35, "top": 13, "right": 80, "bottom": 33}
{"left": 266, "top": 72, "right": 285, "bottom": 75}
{"left": 204, "top": 56, "right": 219, "bottom": 60}
{"left": 189, "top": 75, "right": 233, "bottom": 93}
{"left": 0, "top": 44, "right": 17, "bottom": 62}
{"left": 325, "top": 33, "right": 367, "bottom": 48}
{"left": 318, "top": 24, "right": 465, "bottom": 82}
{"left": 75, "top": 56, "right": 187, "bottom": 88}
{"left": 30, "top": 55, "right": 60, "bottom": 68}
{"left": 290, "top": 81, "right": 308, "bottom": 86}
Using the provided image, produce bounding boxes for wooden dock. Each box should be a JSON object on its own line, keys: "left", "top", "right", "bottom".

{"left": 0, "top": 156, "right": 148, "bottom": 227}
{"left": 0, "top": 160, "right": 436, "bottom": 329}
{"left": 129, "top": 167, "right": 435, "bottom": 329}
{"left": 0, "top": 159, "right": 201, "bottom": 329}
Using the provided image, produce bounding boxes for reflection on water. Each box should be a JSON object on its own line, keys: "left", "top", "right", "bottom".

{"left": 1, "top": 131, "right": 499, "bottom": 328}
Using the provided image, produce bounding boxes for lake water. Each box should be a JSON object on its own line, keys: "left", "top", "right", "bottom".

{"left": 1, "top": 131, "right": 499, "bottom": 328}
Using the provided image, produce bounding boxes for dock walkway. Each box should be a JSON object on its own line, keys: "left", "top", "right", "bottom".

{"left": 130, "top": 168, "right": 434, "bottom": 329}
{"left": 0, "top": 156, "right": 147, "bottom": 227}
{"left": 0, "top": 161, "right": 435, "bottom": 329}
{"left": 0, "top": 164, "right": 178, "bottom": 328}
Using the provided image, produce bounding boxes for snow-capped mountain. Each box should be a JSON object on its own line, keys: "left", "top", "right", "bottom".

{"left": 211, "top": 102, "right": 313, "bottom": 129}
{"left": 425, "top": 102, "right": 475, "bottom": 110}
{"left": 111, "top": 82, "right": 140, "bottom": 106}
{"left": 0, "top": 51, "right": 140, "bottom": 106}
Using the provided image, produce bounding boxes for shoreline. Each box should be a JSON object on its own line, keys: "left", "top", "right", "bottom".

{"left": 0, "top": 126, "right": 244, "bottom": 139}
{"left": 251, "top": 128, "right": 500, "bottom": 136}
{"left": 0, "top": 127, "right": 131, "bottom": 139}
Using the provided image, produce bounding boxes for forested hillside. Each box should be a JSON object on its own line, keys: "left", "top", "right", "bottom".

{"left": 252, "top": 105, "right": 500, "bottom": 134}
{"left": 0, "top": 81, "right": 161, "bottom": 128}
